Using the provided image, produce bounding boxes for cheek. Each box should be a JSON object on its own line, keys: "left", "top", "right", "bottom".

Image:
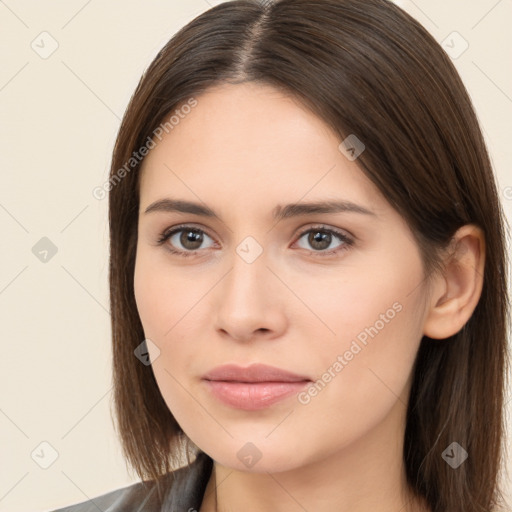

{"left": 298, "top": 246, "right": 427, "bottom": 420}
{"left": 134, "top": 249, "right": 205, "bottom": 339}
{"left": 133, "top": 249, "right": 218, "bottom": 392}
{"left": 319, "top": 231, "right": 426, "bottom": 350}
{"left": 133, "top": 251, "right": 203, "bottom": 420}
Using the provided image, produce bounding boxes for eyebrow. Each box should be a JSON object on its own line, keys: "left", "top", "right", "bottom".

{"left": 144, "top": 198, "right": 376, "bottom": 221}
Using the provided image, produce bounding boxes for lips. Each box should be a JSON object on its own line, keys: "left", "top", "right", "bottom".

{"left": 202, "top": 364, "right": 311, "bottom": 410}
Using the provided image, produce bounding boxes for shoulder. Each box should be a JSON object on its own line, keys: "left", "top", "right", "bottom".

{"left": 49, "top": 478, "right": 156, "bottom": 512}
{"left": 49, "top": 452, "right": 213, "bottom": 512}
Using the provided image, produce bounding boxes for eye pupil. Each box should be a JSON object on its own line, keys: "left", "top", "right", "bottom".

{"left": 309, "top": 231, "right": 331, "bottom": 250}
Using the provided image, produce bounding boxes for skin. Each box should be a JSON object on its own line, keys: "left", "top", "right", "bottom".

{"left": 134, "top": 82, "right": 485, "bottom": 512}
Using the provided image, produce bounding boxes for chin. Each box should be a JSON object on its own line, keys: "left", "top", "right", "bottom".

{"left": 195, "top": 434, "right": 313, "bottom": 474}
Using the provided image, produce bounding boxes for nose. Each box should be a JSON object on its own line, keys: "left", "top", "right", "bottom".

{"left": 212, "top": 246, "right": 288, "bottom": 343}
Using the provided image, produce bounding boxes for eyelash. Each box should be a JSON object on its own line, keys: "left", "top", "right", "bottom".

{"left": 156, "top": 224, "right": 354, "bottom": 259}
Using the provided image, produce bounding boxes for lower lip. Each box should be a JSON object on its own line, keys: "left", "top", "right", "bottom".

{"left": 204, "top": 380, "right": 309, "bottom": 410}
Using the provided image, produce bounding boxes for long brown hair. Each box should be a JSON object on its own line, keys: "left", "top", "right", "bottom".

{"left": 107, "top": 1, "right": 510, "bottom": 510}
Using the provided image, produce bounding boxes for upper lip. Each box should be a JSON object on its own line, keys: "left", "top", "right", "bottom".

{"left": 202, "top": 363, "right": 311, "bottom": 383}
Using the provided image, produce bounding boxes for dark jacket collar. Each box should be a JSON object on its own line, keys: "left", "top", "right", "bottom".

{"left": 160, "top": 451, "right": 213, "bottom": 511}
{"left": 50, "top": 451, "right": 213, "bottom": 512}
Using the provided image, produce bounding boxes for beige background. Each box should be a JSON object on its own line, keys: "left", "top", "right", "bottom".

{"left": 0, "top": 1, "right": 510, "bottom": 511}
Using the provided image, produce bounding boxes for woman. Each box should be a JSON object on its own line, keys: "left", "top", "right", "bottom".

{"left": 52, "top": 0, "right": 510, "bottom": 511}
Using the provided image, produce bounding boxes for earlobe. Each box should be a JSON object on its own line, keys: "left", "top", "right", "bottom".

{"left": 422, "top": 224, "right": 485, "bottom": 340}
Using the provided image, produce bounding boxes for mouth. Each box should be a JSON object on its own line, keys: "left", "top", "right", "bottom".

{"left": 202, "top": 363, "right": 311, "bottom": 410}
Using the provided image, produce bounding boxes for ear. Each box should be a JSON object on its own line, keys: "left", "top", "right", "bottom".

{"left": 423, "top": 224, "right": 485, "bottom": 339}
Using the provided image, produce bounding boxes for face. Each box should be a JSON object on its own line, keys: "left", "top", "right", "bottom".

{"left": 134, "top": 82, "right": 431, "bottom": 473}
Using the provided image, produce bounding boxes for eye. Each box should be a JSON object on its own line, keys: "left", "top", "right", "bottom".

{"left": 294, "top": 225, "right": 354, "bottom": 257}
{"left": 156, "top": 225, "right": 215, "bottom": 257}
{"left": 156, "top": 224, "right": 354, "bottom": 258}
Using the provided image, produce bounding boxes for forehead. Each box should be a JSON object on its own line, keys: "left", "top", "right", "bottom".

{"left": 138, "top": 82, "right": 385, "bottom": 215}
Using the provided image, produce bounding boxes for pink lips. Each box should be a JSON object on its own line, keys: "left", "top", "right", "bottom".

{"left": 202, "top": 364, "right": 311, "bottom": 410}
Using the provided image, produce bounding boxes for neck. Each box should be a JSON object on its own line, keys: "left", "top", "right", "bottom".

{"left": 199, "top": 398, "right": 431, "bottom": 512}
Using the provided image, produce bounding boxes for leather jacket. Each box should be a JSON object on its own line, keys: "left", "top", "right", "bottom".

{"left": 49, "top": 452, "right": 213, "bottom": 512}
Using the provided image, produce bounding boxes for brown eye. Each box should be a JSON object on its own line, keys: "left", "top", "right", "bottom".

{"left": 157, "top": 226, "right": 215, "bottom": 256}
{"left": 307, "top": 231, "right": 333, "bottom": 251}
{"left": 295, "top": 226, "right": 353, "bottom": 256}
{"left": 177, "top": 229, "right": 204, "bottom": 250}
